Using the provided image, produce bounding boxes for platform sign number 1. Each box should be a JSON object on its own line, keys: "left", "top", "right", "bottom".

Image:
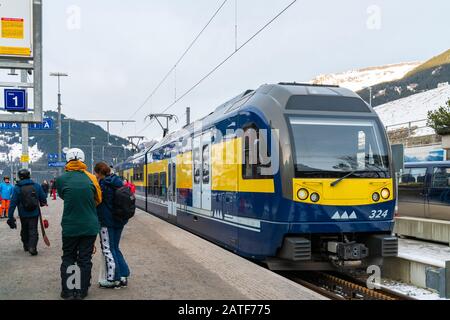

{"left": 4, "top": 89, "right": 28, "bottom": 112}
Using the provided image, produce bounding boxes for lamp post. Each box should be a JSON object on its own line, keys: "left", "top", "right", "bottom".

{"left": 90, "top": 137, "right": 96, "bottom": 173}
{"left": 50, "top": 72, "right": 69, "bottom": 174}
{"left": 363, "top": 86, "right": 373, "bottom": 107}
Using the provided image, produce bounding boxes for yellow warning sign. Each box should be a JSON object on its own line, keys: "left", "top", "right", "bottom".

{"left": 1, "top": 17, "right": 25, "bottom": 39}
{"left": 21, "top": 154, "right": 30, "bottom": 163}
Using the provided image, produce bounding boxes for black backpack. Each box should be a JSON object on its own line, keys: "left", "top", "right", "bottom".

{"left": 112, "top": 186, "right": 136, "bottom": 222}
{"left": 20, "top": 184, "right": 39, "bottom": 212}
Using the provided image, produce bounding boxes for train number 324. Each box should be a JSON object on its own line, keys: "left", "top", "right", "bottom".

{"left": 369, "top": 210, "right": 389, "bottom": 219}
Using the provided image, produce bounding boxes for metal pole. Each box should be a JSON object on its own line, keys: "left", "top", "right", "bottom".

{"left": 102, "top": 145, "right": 105, "bottom": 161}
{"left": 107, "top": 121, "right": 110, "bottom": 145}
{"left": 21, "top": 70, "right": 29, "bottom": 170}
{"left": 91, "top": 139, "right": 94, "bottom": 173}
{"left": 57, "top": 76, "right": 62, "bottom": 171}
{"left": 369, "top": 87, "right": 372, "bottom": 107}
{"left": 186, "top": 107, "right": 191, "bottom": 126}
{"left": 68, "top": 119, "right": 71, "bottom": 148}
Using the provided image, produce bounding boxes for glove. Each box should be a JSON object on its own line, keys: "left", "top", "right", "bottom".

{"left": 7, "top": 218, "right": 17, "bottom": 230}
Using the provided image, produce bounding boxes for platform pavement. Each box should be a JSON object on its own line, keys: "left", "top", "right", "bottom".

{"left": 0, "top": 198, "right": 324, "bottom": 300}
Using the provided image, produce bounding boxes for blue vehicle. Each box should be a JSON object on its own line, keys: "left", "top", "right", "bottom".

{"left": 398, "top": 161, "right": 450, "bottom": 221}
{"left": 117, "top": 83, "right": 398, "bottom": 270}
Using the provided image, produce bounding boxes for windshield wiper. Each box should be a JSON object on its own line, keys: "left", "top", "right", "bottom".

{"left": 330, "top": 170, "right": 358, "bottom": 187}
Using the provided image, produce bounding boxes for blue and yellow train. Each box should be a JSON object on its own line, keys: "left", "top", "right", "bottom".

{"left": 116, "top": 83, "right": 398, "bottom": 270}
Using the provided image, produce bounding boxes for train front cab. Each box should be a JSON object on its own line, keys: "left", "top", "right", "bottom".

{"left": 265, "top": 85, "right": 399, "bottom": 270}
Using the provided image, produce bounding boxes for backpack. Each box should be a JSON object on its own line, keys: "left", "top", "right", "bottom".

{"left": 20, "top": 185, "right": 39, "bottom": 212}
{"left": 112, "top": 186, "right": 136, "bottom": 222}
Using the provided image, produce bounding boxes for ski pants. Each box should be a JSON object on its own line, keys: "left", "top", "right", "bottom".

{"left": 1, "top": 200, "right": 10, "bottom": 217}
{"left": 20, "top": 216, "right": 39, "bottom": 250}
{"left": 99, "top": 227, "right": 130, "bottom": 282}
{"left": 61, "top": 235, "right": 97, "bottom": 295}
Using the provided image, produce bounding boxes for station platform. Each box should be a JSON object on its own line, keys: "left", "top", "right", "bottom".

{"left": 0, "top": 199, "right": 324, "bottom": 300}
{"left": 394, "top": 216, "right": 450, "bottom": 244}
{"left": 383, "top": 238, "right": 450, "bottom": 298}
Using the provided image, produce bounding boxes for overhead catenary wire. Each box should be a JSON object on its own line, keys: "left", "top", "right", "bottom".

{"left": 124, "top": 0, "right": 230, "bottom": 125}
{"left": 138, "top": 0, "right": 297, "bottom": 135}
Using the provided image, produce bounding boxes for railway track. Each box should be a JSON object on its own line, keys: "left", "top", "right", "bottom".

{"left": 282, "top": 271, "right": 416, "bottom": 300}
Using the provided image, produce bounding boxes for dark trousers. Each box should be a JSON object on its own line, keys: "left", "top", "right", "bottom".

{"left": 60, "top": 235, "right": 97, "bottom": 294}
{"left": 20, "top": 216, "right": 39, "bottom": 250}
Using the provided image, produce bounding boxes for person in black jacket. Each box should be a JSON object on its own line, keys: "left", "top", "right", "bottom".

{"left": 41, "top": 180, "right": 50, "bottom": 198}
{"left": 7, "top": 169, "right": 48, "bottom": 256}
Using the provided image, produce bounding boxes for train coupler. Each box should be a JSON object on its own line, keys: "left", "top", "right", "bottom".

{"left": 327, "top": 241, "right": 369, "bottom": 261}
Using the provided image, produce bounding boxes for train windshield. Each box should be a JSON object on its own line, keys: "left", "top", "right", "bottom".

{"left": 289, "top": 117, "right": 390, "bottom": 178}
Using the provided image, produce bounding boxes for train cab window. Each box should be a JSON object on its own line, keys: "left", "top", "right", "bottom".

{"left": 431, "top": 167, "right": 450, "bottom": 188}
{"left": 202, "top": 145, "right": 210, "bottom": 184}
{"left": 286, "top": 95, "right": 371, "bottom": 113}
{"left": 243, "top": 125, "right": 272, "bottom": 179}
{"left": 399, "top": 168, "right": 427, "bottom": 186}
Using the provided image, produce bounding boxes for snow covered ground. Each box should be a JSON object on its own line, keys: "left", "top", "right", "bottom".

{"left": 310, "top": 62, "right": 421, "bottom": 92}
{"left": 375, "top": 84, "right": 450, "bottom": 135}
{"left": 381, "top": 279, "right": 445, "bottom": 300}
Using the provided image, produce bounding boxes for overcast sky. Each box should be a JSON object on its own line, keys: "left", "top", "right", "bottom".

{"left": 40, "top": 0, "right": 450, "bottom": 141}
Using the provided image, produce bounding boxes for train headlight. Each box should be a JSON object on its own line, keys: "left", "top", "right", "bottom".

{"left": 372, "top": 192, "right": 380, "bottom": 202}
{"left": 310, "top": 193, "right": 320, "bottom": 203}
{"left": 381, "top": 188, "right": 390, "bottom": 200}
{"left": 297, "top": 189, "right": 309, "bottom": 201}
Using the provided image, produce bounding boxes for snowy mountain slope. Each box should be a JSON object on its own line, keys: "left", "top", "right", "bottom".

{"left": 0, "top": 132, "right": 44, "bottom": 163}
{"left": 375, "top": 84, "right": 450, "bottom": 136}
{"left": 310, "top": 62, "right": 422, "bottom": 92}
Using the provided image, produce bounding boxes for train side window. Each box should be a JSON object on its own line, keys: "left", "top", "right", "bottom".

{"left": 160, "top": 172, "right": 167, "bottom": 197}
{"left": 148, "top": 174, "right": 154, "bottom": 195}
{"left": 154, "top": 173, "right": 160, "bottom": 197}
{"left": 431, "top": 167, "right": 450, "bottom": 188}
{"left": 242, "top": 125, "right": 272, "bottom": 179}
{"left": 400, "top": 168, "right": 427, "bottom": 186}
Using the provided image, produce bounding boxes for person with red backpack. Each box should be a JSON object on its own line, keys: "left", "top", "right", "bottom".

{"left": 123, "top": 179, "right": 136, "bottom": 195}
{"left": 6, "top": 169, "right": 48, "bottom": 256}
{"left": 94, "top": 162, "right": 135, "bottom": 289}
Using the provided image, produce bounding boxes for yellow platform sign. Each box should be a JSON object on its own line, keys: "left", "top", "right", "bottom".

{"left": 21, "top": 154, "right": 30, "bottom": 163}
{"left": 1, "top": 17, "right": 25, "bottom": 39}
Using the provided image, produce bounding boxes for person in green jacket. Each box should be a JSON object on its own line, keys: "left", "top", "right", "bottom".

{"left": 56, "top": 148, "right": 102, "bottom": 300}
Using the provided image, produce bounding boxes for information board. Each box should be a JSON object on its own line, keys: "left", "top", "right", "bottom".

{"left": 0, "top": 0, "right": 33, "bottom": 57}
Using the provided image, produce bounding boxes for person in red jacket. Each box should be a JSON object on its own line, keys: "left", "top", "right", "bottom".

{"left": 123, "top": 179, "right": 136, "bottom": 194}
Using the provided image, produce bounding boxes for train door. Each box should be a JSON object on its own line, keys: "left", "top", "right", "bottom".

{"left": 192, "top": 132, "right": 212, "bottom": 211}
{"left": 167, "top": 158, "right": 177, "bottom": 220}
{"left": 201, "top": 133, "right": 212, "bottom": 211}
{"left": 193, "top": 135, "right": 202, "bottom": 209}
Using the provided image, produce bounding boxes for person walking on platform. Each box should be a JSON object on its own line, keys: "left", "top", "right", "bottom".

{"left": 94, "top": 162, "right": 131, "bottom": 289}
{"left": 56, "top": 148, "right": 102, "bottom": 300}
{"left": 50, "top": 179, "right": 57, "bottom": 200}
{"left": 41, "top": 180, "right": 50, "bottom": 198}
{"left": 0, "top": 176, "right": 14, "bottom": 218}
{"left": 6, "top": 169, "right": 48, "bottom": 256}
{"left": 123, "top": 179, "right": 136, "bottom": 195}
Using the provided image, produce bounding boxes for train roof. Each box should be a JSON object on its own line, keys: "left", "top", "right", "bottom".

{"left": 145, "top": 83, "right": 372, "bottom": 153}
